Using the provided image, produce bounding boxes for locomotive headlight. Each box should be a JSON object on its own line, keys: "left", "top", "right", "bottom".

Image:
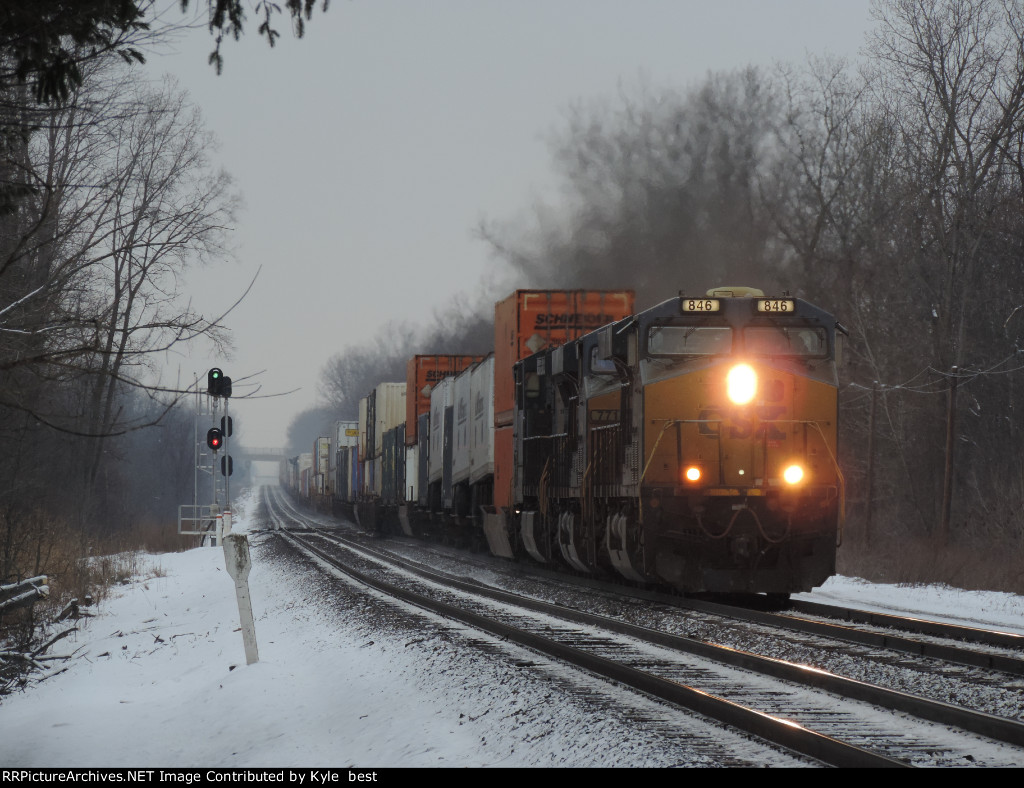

{"left": 726, "top": 364, "right": 757, "bottom": 405}
{"left": 684, "top": 466, "right": 702, "bottom": 482}
{"left": 783, "top": 464, "right": 805, "bottom": 485}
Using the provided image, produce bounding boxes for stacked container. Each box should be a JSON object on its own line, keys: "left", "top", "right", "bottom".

{"left": 428, "top": 377, "right": 454, "bottom": 509}
{"left": 405, "top": 355, "right": 483, "bottom": 447}
{"left": 297, "top": 453, "right": 313, "bottom": 498}
{"left": 451, "top": 364, "right": 475, "bottom": 488}
{"left": 492, "top": 290, "right": 635, "bottom": 508}
{"left": 358, "top": 397, "right": 370, "bottom": 496}
{"left": 333, "top": 420, "right": 359, "bottom": 502}
{"left": 373, "top": 383, "right": 406, "bottom": 498}
{"left": 469, "top": 355, "right": 495, "bottom": 486}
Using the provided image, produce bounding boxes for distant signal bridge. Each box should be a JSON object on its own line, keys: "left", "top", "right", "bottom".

{"left": 244, "top": 447, "right": 287, "bottom": 462}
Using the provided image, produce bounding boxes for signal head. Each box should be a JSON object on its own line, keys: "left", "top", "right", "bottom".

{"left": 207, "top": 368, "right": 224, "bottom": 396}
{"left": 206, "top": 427, "right": 224, "bottom": 452}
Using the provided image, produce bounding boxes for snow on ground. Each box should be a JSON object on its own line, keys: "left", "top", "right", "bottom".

{"left": 2, "top": 487, "right": 1022, "bottom": 768}
{"left": 796, "top": 576, "right": 1024, "bottom": 637}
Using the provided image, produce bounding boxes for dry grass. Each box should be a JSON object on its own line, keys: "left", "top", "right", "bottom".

{"left": 2, "top": 516, "right": 195, "bottom": 623}
{"left": 837, "top": 533, "right": 1024, "bottom": 594}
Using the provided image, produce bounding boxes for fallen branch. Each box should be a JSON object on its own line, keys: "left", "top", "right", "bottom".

{"left": 34, "top": 627, "right": 78, "bottom": 657}
{"left": 0, "top": 651, "right": 47, "bottom": 670}
{"left": 36, "top": 665, "right": 69, "bottom": 682}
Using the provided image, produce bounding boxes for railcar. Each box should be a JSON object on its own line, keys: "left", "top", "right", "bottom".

{"left": 290, "top": 286, "right": 844, "bottom": 599}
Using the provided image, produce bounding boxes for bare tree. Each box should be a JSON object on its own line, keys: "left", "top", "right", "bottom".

{"left": 0, "top": 61, "right": 239, "bottom": 548}
{"left": 1, "top": 67, "right": 237, "bottom": 434}
{"left": 318, "top": 293, "right": 494, "bottom": 423}
{"left": 862, "top": 0, "right": 1024, "bottom": 540}
{"left": 868, "top": 0, "right": 1024, "bottom": 370}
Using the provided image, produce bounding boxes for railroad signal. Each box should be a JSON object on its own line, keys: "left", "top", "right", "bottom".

{"left": 221, "top": 455, "right": 233, "bottom": 476}
{"left": 221, "top": 416, "right": 233, "bottom": 437}
{"left": 207, "top": 368, "right": 224, "bottom": 396}
{"left": 206, "top": 427, "right": 223, "bottom": 452}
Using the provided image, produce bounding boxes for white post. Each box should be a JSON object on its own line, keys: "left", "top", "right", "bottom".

{"left": 222, "top": 533, "right": 259, "bottom": 665}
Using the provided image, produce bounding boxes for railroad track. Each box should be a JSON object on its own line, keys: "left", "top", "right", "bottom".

{"left": 258, "top": 485, "right": 1024, "bottom": 768}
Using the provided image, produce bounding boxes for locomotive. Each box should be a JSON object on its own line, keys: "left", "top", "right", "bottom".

{"left": 285, "top": 286, "right": 845, "bottom": 599}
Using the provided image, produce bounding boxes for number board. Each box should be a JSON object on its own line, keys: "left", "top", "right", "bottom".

{"left": 756, "top": 299, "right": 795, "bottom": 313}
{"left": 681, "top": 298, "right": 721, "bottom": 313}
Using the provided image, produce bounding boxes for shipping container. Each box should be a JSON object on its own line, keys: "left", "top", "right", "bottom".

{"left": 404, "top": 445, "right": 418, "bottom": 503}
{"left": 417, "top": 412, "right": 429, "bottom": 507}
{"left": 283, "top": 457, "right": 298, "bottom": 494}
{"left": 428, "top": 377, "right": 453, "bottom": 487}
{"left": 493, "top": 289, "right": 634, "bottom": 426}
{"left": 405, "top": 355, "right": 484, "bottom": 446}
{"left": 381, "top": 424, "right": 406, "bottom": 507}
{"left": 298, "top": 452, "right": 313, "bottom": 498}
{"left": 493, "top": 425, "right": 514, "bottom": 509}
{"left": 362, "top": 458, "right": 374, "bottom": 498}
{"left": 469, "top": 355, "right": 495, "bottom": 485}
{"left": 373, "top": 382, "right": 407, "bottom": 458}
{"left": 358, "top": 397, "right": 369, "bottom": 459}
{"left": 314, "top": 436, "right": 331, "bottom": 477}
{"left": 336, "top": 445, "right": 359, "bottom": 502}
{"left": 334, "top": 420, "right": 359, "bottom": 448}
{"left": 451, "top": 364, "right": 474, "bottom": 485}
{"left": 332, "top": 420, "right": 359, "bottom": 501}
{"left": 366, "top": 393, "right": 376, "bottom": 461}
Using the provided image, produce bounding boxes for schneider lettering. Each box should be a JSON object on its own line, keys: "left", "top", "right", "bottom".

{"left": 533, "top": 313, "right": 614, "bottom": 328}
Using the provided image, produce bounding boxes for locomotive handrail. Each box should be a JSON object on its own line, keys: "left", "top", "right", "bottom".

{"left": 581, "top": 460, "right": 593, "bottom": 530}
{"left": 637, "top": 420, "right": 687, "bottom": 524}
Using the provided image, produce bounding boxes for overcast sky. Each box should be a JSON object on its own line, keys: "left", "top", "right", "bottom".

{"left": 147, "top": 0, "right": 874, "bottom": 449}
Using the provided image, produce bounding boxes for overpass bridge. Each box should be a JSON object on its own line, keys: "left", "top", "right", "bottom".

{"left": 240, "top": 447, "right": 288, "bottom": 462}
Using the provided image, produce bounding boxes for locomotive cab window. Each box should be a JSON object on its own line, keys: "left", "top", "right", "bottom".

{"left": 524, "top": 371, "right": 541, "bottom": 399}
{"left": 647, "top": 325, "right": 732, "bottom": 356}
{"left": 744, "top": 326, "right": 828, "bottom": 358}
{"left": 589, "top": 346, "right": 617, "bottom": 375}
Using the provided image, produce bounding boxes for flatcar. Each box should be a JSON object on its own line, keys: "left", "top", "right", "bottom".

{"left": 288, "top": 286, "right": 845, "bottom": 599}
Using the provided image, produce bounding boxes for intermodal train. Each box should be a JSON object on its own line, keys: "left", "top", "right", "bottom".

{"left": 282, "top": 286, "right": 846, "bottom": 599}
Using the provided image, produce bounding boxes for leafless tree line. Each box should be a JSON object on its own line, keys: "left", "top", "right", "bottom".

{"left": 0, "top": 54, "right": 238, "bottom": 585}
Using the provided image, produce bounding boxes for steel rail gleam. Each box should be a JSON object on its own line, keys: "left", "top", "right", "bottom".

{"left": 261, "top": 485, "right": 1024, "bottom": 768}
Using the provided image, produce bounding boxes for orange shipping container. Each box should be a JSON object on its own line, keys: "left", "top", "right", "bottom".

{"left": 405, "top": 355, "right": 484, "bottom": 445}
{"left": 493, "top": 289, "right": 635, "bottom": 426}
{"left": 492, "top": 424, "right": 515, "bottom": 510}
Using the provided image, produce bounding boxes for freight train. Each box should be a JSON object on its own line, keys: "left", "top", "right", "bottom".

{"left": 282, "top": 286, "right": 846, "bottom": 599}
